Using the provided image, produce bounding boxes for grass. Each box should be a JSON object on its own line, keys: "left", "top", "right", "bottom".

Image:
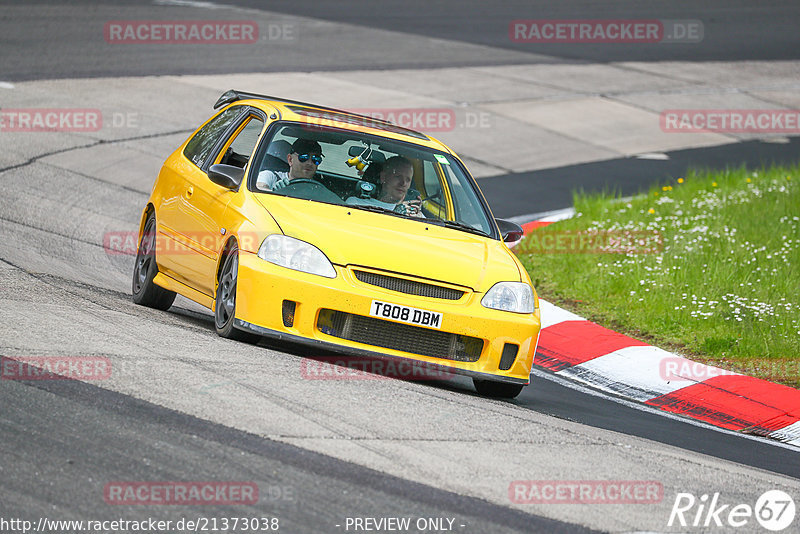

{"left": 518, "top": 165, "right": 800, "bottom": 388}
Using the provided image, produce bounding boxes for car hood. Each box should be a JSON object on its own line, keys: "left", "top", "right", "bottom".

{"left": 255, "top": 195, "right": 521, "bottom": 292}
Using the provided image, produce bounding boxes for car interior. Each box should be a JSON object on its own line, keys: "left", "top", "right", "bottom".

{"left": 250, "top": 125, "right": 424, "bottom": 204}
{"left": 241, "top": 122, "right": 493, "bottom": 237}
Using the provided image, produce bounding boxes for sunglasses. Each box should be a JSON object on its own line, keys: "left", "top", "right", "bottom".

{"left": 295, "top": 153, "right": 323, "bottom": 165}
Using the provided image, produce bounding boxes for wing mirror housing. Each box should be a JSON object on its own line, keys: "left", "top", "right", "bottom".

{"left": 496, "top": 219, "right": 524, "bottom": 243}
{"left": 208, "top": 164, "right": 245, "bottom": 189}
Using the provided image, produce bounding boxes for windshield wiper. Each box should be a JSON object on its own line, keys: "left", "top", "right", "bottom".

{"left": 427, "top": 218, "right": 490, "bottom": 237}
{"left": 347, "top": 204, "right": 404, "bottom": 217}
{"left": 347, "top": 206, "right": 487, "bottom": 237}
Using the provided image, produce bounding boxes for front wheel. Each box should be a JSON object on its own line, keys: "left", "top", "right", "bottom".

{"left": 214, "top": 242, "right": 260, "bottom": 344}
{"left": 132, "top": 212, "right": 176, "bottom": 310}
{"left": 473, "top": 378, "right": 525, "bottom": 399}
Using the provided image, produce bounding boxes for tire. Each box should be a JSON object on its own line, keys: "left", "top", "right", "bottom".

{"left": 473, "top": 378, "right": 525, "bottom": 399}
{"left": 132, "top": 212, "right": 176, "bottom": 310}
{"left": 214, "top": 242, "right": 261, "bottom": 344}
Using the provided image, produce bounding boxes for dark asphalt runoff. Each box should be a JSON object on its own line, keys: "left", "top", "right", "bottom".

{"left": 1, "top": 377, "right": 592, "bottom": 534}
{"left": 2, "top": 0, "right": 799, "bottom": 81}
{"left": 232, "top": 0, "right": 800, "bottom": 63}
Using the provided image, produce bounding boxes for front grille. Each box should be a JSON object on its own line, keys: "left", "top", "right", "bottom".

{"left": 317, "top": 309, "right": 483, "bottom": 363}
{"left": 498, "top": 343, "right": 519, "bottom": 371}
{"left": 282, "top": 300, "right": 296, "bottom": 327}
{"left": 353, "top": 270, "right": 464, "bottom": 300}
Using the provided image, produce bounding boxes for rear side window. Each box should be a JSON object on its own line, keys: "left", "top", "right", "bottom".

{"left": 183, "top": 107, "right": 243, "bottom": 169}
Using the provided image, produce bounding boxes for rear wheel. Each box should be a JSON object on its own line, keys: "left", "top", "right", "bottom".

{"left": 473, "top": 378, "right": 524, "bottom": 399}
{"left": 215, "top": 242, "right": 260, "bottom": 344}
{"left": 132, "top": 212, "right": 176, "bottom": 310}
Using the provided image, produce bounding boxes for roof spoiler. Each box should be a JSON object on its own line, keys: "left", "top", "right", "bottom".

{"left": 214, "top": 89, "right": 273, "bottom": 110}
{"left": 212, "top": 89, "right": 402, "bottom": 129}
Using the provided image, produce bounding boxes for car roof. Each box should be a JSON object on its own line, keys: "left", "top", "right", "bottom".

{"left": 214, "top": 89, "right": 453, "bottom": 152}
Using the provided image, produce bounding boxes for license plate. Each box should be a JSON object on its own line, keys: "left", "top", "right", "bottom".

{"left": 370, "top": 300, "right": 442, "bottom": 329}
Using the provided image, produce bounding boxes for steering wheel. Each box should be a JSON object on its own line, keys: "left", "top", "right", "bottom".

{"left": 277, "top": 177, "right": 343, "bottom": 204}
{"left": 281, "top": 178, "right": 321, "bottom": 187}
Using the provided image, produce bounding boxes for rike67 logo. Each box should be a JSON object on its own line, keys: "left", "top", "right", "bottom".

{"left": 669, "top": 490, "right": 795, "bottom": 531}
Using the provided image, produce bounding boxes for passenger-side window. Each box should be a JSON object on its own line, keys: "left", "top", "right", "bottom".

{"left": 183, "top": 107, "right": 243, "bottom": 169}
{"left": 444, "top": 165, "right": 489, "bottom": 233}
{"left": 422, "top": 161, "right": 443, "bottom": 199}
{"left": 422, "top": 160, "right": 444, "bottom": 203}
{"left": 218, "top": 116, "right": 264, "bottom": 168}
{"left": 422, "top": 160, "right": 446, "bottom": 218}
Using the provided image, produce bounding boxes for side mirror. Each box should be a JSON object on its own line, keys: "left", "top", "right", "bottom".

{"left": 208, "top": 164, "right": 244, "bottom": 189}
{"left": 496, "top": 219, "right": 524, "bottom": 243}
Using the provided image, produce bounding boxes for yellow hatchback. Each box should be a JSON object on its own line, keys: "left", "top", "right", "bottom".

{"left": 133, "top": 90, "right": 541, "bottom": 398}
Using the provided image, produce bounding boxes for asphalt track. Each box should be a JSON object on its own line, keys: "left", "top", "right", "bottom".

{"left": 3, "top": 0, "right": 799, "bottom": 81}
{"left": 2, "top": 377, "right": 587, "bottom": 534}
{"left": 1, "top": 1, "right": 800, "bottom": 532}
{"left": 234, "top": 0, "right": 800, "bottom": 63}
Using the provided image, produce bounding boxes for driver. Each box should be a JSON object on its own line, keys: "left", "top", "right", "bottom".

{"left": 346, "top": 156, "right": 423, "bottom": 217}
{"left": 256, "top": 138, "right": 324, "bottom": 191}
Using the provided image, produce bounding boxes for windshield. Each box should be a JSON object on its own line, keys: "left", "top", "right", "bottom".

{"left": 248, "top": 122, "right": 496, "bottom": 238}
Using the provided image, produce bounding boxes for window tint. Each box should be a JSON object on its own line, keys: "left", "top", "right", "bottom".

{"left": 422, "top": 160, "right": 444, "bottom": 199}
{"left": 444, "top": 163, "right": 488, "bottom": 232}
{"left": 218, "top": 116, "right": 264, "bottom": 168}
{"left": 250, "top": 122, "right": 495, "bottom": 238}
{"left": 183, "top": 106, "right": 243, "bottom": 169}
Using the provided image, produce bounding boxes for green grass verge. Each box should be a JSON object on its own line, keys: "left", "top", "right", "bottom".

{"left": 518, "top": 165, "right": 800, "bottom": 388}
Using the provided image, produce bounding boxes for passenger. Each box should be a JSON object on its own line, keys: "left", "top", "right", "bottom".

{"left": 347, "top": 156, "right": 423, "bottom": 217}
{"left": 257, "top": 138, "right": 324, "bottom": 191}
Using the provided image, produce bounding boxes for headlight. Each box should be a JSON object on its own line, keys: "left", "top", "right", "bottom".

{"left": 257, "top": 235, "right": 336, "bottom": 278}
{"left": 481, "top": 282, "right": 534, "bottom": 313}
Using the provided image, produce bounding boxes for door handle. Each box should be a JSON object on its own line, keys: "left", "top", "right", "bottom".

{"left": 184, "top": 186, "right": 193, "bottom": 199}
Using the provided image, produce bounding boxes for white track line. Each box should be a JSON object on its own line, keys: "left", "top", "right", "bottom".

{"left": 532, "top": 367, "right": 800, "bottom": 452}
{"left": 507, "top": 207, "right": 575, "bottom": 225}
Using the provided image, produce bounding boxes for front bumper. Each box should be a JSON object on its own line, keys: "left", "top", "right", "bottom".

{"left": 234, "top": 251, "right": 540, "bottom": 385}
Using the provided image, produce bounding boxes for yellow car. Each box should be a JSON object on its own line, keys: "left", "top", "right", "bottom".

{"left": 133, "top": 90, "right": 541, "bottom": 398}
